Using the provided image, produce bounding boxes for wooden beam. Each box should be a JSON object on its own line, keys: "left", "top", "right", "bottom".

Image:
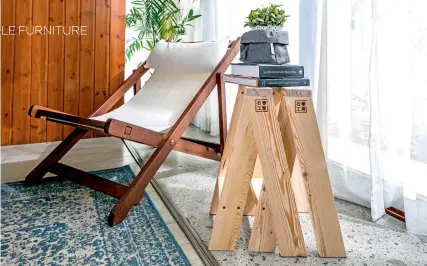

{"left": 63, "top": 0, "right": 80, "bottom": 137}
{"left": 1, "top": 0, "right": 16, "bottom": 145}
{"left": 105, "top": 119, "right": 221, "bottom": 161}
{"left": 47, "top": 0, "right": 65, "bottom": 141}
{"left": 284, "top": 96, "right": 346, "bottom": 257}
{"left": 174, "top": 139, "right": 221, "bottom": 162}
{"left": 180, "top": 137, "right": 221, "bottom": 153}
{"left": 94, "top": 0, "right": 111, "bottom": 137}
{"left": 210, "top": 86, "right": 258, "bottom": 216}
{"left": 30, "top": 105, "right": 71, "bottom": 117}
{"left": 109, "top": 0, "right": 126, "bottom": 110}
{"left": 385, "top": 207, "right": 405, "bottom": 222}
{"left": 277, "top": 95, "right": 309, "bottom": 212}
{"left": 133, "top": 69, "right": 142, "bottom": 95}
{"left": 79, "top": 0, "right": 95, "bottom": 138}
{"left": 104, "top": 119, "right": 163, "bottom": 146}
{"left": 248, "top": 93, "right": 306, "bottom": 257}
{"left": 248, "top": 183, "right": 277, "bottom": 253}
{"left": 217, "top": 73, "right": 227, "bottom": 153}
{"left": 49, "top": 162, "right": 128, "bottom": 199}
{"left": 31, "top": 0, "right": 49, "bottom": 142}
{"left": 12, "top": 0, "right": 33, "bottom": 144}
{"left": 31, "top": 107, "right": 106, "bottom": 131}
{"left": 209, "top": 90, "right": 257, "bottom": 251}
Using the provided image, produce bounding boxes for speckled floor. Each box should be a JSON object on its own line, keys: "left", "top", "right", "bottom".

{"left": 131, "top": 143, "right": 427, "bottom": 266}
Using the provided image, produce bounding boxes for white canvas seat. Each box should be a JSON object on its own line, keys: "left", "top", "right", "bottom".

{"left": 93, "top": 72, "right": 211, "bottom": 132}
{"left": 93, "top": 40, "right": 229, "bottom": 132}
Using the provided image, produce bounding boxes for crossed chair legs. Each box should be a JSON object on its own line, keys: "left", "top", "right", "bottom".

{"left": 24, "top": 107, "right": 223, "bottom": 226}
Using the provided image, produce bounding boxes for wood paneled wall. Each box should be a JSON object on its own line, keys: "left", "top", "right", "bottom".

{"left": 1, "top": 0, "right": 126, "bottom": 145}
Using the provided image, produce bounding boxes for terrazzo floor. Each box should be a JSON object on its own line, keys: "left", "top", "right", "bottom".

{"left": 130, "top": 143, "right": 427, "bottom": 266}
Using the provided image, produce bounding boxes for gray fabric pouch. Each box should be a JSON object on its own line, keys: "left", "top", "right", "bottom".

{"left": 240, "top": 29, "right": 290, "bottom": 64}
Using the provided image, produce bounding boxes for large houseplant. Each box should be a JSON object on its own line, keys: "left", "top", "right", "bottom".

{"left": 240, "top": 4, "right": 291, "bottom": 64}
{"left": 125, "top": 0, "right": 201, "bottom": 61}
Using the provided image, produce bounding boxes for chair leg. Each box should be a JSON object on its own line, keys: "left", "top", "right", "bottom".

{"left": 217, "top": 73, "right": 227, "bottom": 153}
{"left": 284, "top": 95, "right": 346, "bottom": 257}
{"left": 248, "top": 93, "right": 306, "bottom": 257}
{"left": 248, "top": 182, "right": 277, "bottom": 253}
{"left": 209, "top": 94, "right": 257, "bottom": 250}
{"left": 24, "top": 128, "right": 88, "bottom": 186}
{"left": 277, "top": 96, "right": 310, "bottom": 213}
{"left": 108, "top": 138, "right": 176, "bottom": 226}
{"left": 210, "top": 86, "right": 258, "bottom": 216}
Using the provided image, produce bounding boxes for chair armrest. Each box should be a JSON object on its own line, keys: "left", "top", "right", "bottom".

{"left": 29, "top": 105, "right": 106, "bottom": 131}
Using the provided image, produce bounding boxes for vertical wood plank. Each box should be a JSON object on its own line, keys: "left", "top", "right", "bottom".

{"left": 1, "top": 0, "right": 126, "bottom": 145}
{"left": 30, "top": 0, "right": 49, "bottom": 143}
{"left": 79, "top": 0, "right": 95, "bottom": 138}
{"left": 12, "top": 0, "right": 32, "bottom": 144}
{"left": 133, "top": 72, "right": 142, "bottom": 95}
{"left": 63, "top": 0, "right": 80, "bottom": 136}
{"left": 248, "top": 92, "right": 306, "bottom": 257}
{"left": 210, "top": 87, "right": 245, "bottom": 215}
{"left": 109, "top": 0, "right": 125, "bottom": 108}
{"left": 210, "top": 87, "right": 258, "bottom": 216}
{"left": 278, "top": 93, "right": 309, "bottom": 213}
{"left": 249, "top": 91, "right": 309, "bottom": 253}
{"left": 248, "top": 183, "right": 277, "bottom": 253}
{"left": 209, "top": 88, "right": 258, "bottom": 251}
{"left": 217, "top": 73, "right": 227, "bottom": 153}
{"left": 93, "top": 0, "right": 110, "bottom": 137}
{"left": 1, "top": 0, "right": 16, "bottom": 145}
{"left": 285, "top": 96, "right": 346, "bottom": 257}
{"left": 46, "top": 0, "right": 65, "bottom": 141}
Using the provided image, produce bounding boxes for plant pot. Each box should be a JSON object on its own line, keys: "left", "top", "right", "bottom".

{"left": 239, "top": 29, "right": 290, "bottom": 65}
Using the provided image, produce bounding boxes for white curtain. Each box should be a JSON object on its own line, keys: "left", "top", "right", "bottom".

{"left": 324, "top": 0, "right": 427, "bottom": 241}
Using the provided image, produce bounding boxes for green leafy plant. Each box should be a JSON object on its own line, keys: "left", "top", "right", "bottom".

{"left": 125, "top": 0, "right": 201, "bottom": 61}
{"left": 244, "top": 4, "right": 290, "bottom": 28}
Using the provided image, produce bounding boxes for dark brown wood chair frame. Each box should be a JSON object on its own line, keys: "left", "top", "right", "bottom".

{"left": 25, "top": 38, "right": 240, "bottom": 226}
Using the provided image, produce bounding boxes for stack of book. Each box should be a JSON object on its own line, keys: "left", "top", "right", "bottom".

{"left": 225, "top": 63, "right": 310, "bottom": 87}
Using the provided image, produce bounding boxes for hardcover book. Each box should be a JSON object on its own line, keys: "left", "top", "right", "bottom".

{"left": 231, "top": 63, "right": 304, "bottom": 78}
{"left": 223, "top": 74, "right": 310, "bottom": 87}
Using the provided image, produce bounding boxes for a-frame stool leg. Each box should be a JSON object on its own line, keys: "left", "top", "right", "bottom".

{"left": 248, "top": 182, "right": 277, "bottom": 252}
{"left": 249, "top": 92, "right": 309, "bottom": 253}
{"left": 209, "top": 87, "right": 258, "bottom": 250}
{"left": 277, "top": 94, "right": 310, "bottom": 213}
{"left": 284, "top": 93, "right": 346, "bottom": 257}
{"left": 210, "top": 86, "right": 258, "bottom": 216}
{"left": 247, "top": 89, "right": 306, "bottom": 256}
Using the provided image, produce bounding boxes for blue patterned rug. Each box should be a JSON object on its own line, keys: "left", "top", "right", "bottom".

{"left": 1, "top": 166, "right": 191, "bottom": 266}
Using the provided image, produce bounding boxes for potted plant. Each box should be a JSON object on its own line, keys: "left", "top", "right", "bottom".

{"left": 240, "top": 4, "right": 291, "bottom": 64}
{"left": 125, "top": 0, "right": 201, "bottom": 61}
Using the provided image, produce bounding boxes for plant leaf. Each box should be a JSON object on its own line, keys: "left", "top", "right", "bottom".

{"left": 125, "top": 0, "right": 201, "bottom": 60}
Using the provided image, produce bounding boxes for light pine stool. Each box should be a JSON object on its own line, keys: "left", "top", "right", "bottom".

{"left": 208, "top": 84, "right": 346, "bottom": 258}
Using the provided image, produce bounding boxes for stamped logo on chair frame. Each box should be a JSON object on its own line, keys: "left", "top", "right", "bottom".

{"left": 255, "top": 99, "right": 269, "bottom": 112}
{"left": 124, "top": 126, "right": 132, "bottom": 135}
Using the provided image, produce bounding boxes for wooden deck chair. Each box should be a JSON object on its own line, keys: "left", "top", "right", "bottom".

{"left": 25, "top": 38, "right": 240, "bottom": 226}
